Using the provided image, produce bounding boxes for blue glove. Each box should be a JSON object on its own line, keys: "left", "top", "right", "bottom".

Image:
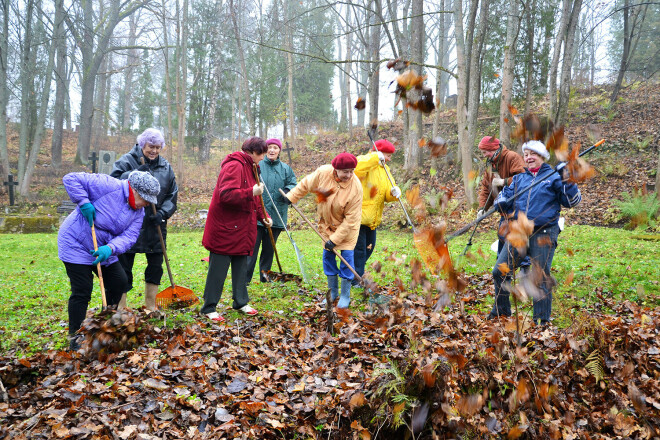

{"left": 91, "top": 245, "right": 112, "bottom": 265}
{"left": 79, "top": 203, "right": 96, "bottom": 226}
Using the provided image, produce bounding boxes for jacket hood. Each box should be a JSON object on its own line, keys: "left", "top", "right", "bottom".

{"left": 222, "top": 151, "right": 254, "bottom": 169}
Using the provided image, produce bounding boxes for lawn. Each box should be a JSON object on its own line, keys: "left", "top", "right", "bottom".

{"left": 0, "top": 225, "right": 658, "bottom": 355}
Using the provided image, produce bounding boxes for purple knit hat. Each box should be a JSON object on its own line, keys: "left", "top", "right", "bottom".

{"left": 266, "top": 138, "right": 282, "bottom": 149}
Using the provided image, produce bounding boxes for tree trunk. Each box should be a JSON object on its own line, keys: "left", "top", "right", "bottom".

{"left": 404, "top": 0, "right": 424, "bottom": 170}
{"left": 338, "top": 34, "right": 347, "bottom": 132}
{"left": 18, "top": 0, "right": 36, "bottom": 183}
{"left": 122, "top": 15, "right": 138, "bottom": 130}
{"left": 524, "top": 0, "right": 535, "bottom": 115}
{"left": 555, "top": 0, "right": 583, "bottom": 127}
{"left": 93, "top": 54, "right": 108, "bottom": 149}
{"left": 175, "top": 0, "right": 188, "bottom": 181}
{"left": 230, "top": 0, "right": 254, "bottom": 135}
{"left": 285, "top": 0, "right": 295, "bottom": 151}
{"left": 199, "top": 1, "right": 222, "bottom": 163}
{"left": 0, "top": 0, "right": 10, "bottom": 181}
{"left": 499, "top": 0, "right": 520, "bottom": 146}
{"left": 610, "top": 0, "right": 648, "bottom": 104}
{"left": 161, "top": 0, "right": 174, "bottom": 157}
{"left": 548, "top": 0, "right": 571, "bottom": 122}
{"left": 19, "top": 27, "right": 55, "bottom": 196}
{"left": 50, "top": 0, "right": 66, "bottom": 170}
{"left": 367, "top": 6, "right": 381, "bottom": 131}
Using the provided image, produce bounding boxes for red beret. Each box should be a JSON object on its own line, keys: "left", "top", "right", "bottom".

{"left": 331, "top": 152, "right": 358, "bottom": 170}
{"left": 478, "top": 136, "right": 500, "bottom": 152}
{"left": 374, "top": 139, "right": 395, "bottom": 153}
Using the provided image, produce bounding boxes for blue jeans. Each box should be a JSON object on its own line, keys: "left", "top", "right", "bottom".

{"left": 354, "top": 225, "right": 377, "bottom": 278}
{"left": 323, "top": 249, "right": 355, "bottom": 280}
{"left": 490, "top": 224, "right": 560, "bottom": 323}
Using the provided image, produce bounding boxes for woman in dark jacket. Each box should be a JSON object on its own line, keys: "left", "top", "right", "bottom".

{"left": 489, "top": 140, "right": 582, "bottom": 325}
{"left": 201, "top": 137, "right": 272, "bottom": 323}
{"left": 110, "top": 128, "right": 178, "bottom": 312}
{"left": 246, "top": 138, "right": 297, "bottom": 283}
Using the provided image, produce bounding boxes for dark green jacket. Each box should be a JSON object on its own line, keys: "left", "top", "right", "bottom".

{"left": 259, "top": 157, "right": 296, "bottom": 229}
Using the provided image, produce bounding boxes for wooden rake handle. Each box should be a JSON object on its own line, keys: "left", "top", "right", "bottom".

{"left": 280, "top": 188, "right": 362, "bottom": 284}
{"left": 253, "top": 164, "right": 282, "bottom": 272}
{"left": 91, "top": 223, "right": 107, "bottom": 308}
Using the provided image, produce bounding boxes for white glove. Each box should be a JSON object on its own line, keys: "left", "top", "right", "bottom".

{"left": 252, "top": 182, "right": 264, "bottom": 196}
{"left": 491, "top": 177, "right": 505, "bottom": 191}
{"left": 391, "top": 186, "right": 401, "bottom": 198}
{"left": 477, "top": 209, "right": 485, "bottom": 218}
{"left": 376, "top": 151, "right": 385, "bottom": 162}
{"left": 263, "top": 217, "right": 273, "bottom": 227}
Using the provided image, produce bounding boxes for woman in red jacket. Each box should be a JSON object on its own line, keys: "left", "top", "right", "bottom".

{"left": 201, "top": 137, "right": 272, "bottom": 322}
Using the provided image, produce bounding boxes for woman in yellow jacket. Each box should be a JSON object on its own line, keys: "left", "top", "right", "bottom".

{"left": 285, "top": 152, "right": 363, "bottom": 308}
{"left": 353, "top": 139, "right": 401, "bottom": 285}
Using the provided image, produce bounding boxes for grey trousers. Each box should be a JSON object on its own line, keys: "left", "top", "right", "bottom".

{"left": 201, "top": 252, "right": 249, "bottom": 314}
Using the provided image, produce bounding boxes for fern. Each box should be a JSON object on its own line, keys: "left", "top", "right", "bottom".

{"left": 613, "top": 191, "right": 660, "bottom": 230}
{"left": 585, "top": 349, "right": 605, "bottom": 382}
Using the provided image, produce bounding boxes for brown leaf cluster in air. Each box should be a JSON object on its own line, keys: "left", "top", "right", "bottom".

{"left": 312, "top": 187, "right": 334, "bottom": 203}
{"left": 354, "top": 97, "right": 366, "bottom": 110}
{"left": 406, "top": 87, "right": 435, "bottom": 114}
{"left": 510, "top": 108, "right": 555, "bottom": 143}
{"left": 564, "top": 142, "right": 597, "bottom": 183}
{"left": 506, "top": 212, "right": 534, "bottom": 252}
{"left": 386, "top": 57, "right": 410, "bottom": 71}
{"left": 428, "top": 137, "right": 448, "bottom": 157}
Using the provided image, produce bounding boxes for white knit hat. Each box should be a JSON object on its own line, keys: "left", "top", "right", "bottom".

{"left": 521, "top": 140, "right": 550, "bottom": 160}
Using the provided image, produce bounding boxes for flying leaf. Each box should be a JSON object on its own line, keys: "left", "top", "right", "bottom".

{"left": 497, "top": 263, "right": 510, "bottom": 275}
{"left": 563, "top": 270, "right": 574, "bottom": 286}
{"left": 354, "top": 97, "right": 366, "bottom": 110}
{"left": 396, "top": 69, "right": 425, "bottom": 90}
{"left": 418, "top": 138, "right": 428, "bottom": 148}
{"left": 428, "top": 137, "right": 448, "bottom": 157}
{"left": 312, "top": 187, "right": 334, "bottom": 203}
{"left": 456, "top": 394, "right": 483, "bottom": 416}
{"left": 506, "top": 212, "right": 534, "bottom": 252}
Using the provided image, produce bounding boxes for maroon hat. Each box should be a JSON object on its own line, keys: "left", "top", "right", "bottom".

{"left": 266, "top": 138, "right": 282, "bottom": 149}
{"left": 478, "top": 136, "right": 500, "bottom": 152}
{"left": 331, "top": 152, "right": 358, "bottom": 170}
{"left": 374, "top": 139, "right": 395, "bottom": 153}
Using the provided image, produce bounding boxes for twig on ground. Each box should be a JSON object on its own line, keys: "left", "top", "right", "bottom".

{"left": 0, "top": 378, "right": 8, "bottom": 402}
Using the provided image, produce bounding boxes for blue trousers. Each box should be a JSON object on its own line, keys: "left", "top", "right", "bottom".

{"left": 490, "top": 224, "right": 560, "bottom": 323}
{"left": 354, "top": 225, "right": 377, "bottom": 277}
{"left": 323, "top": 249, "right": 355, "bottom": 280}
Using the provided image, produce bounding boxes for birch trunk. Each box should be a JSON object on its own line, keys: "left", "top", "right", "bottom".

{"left": 548, "top": 0, "right": 571, "bottom": 121}
{"left": 404, "top": 0, "right": 423, "bottom": 170}
{"left": 367, "top": 7, "right": 381, "bottom": 130}
{"left": 0, "top": 0, "right": 11, "bottom": 181}
{"left": 555, "top": 0, "right": 583, "bottom": 127}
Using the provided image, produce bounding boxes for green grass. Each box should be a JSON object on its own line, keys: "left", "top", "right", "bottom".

{"left": 0, "top": 226, "right": 658, "bottom": 356}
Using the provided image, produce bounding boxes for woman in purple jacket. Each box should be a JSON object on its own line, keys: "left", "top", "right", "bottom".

{"left": 58, "top": 171, "right": 160, "bottom": 350}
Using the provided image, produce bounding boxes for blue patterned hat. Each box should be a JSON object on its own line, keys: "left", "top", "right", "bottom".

{"left": 128, "top": 171, "right": 160, "bottom": 204}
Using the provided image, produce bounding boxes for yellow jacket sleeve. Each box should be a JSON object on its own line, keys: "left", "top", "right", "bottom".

{"left": 287, "top": 166, "right": 322, "bottom": 204}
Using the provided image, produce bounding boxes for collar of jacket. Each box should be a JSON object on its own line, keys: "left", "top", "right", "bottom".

{"left": 265, "top": 157, "right": 280, "bottom": 166}
{"left": 130, "top": 144, "right": 165, "bottom": 168}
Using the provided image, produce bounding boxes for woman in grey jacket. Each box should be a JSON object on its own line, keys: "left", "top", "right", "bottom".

{"left": 110, "top": 128, "right": 178, "bottom": 311}
{"left": 246, "top": 138, "right": 297, "bottom": 283}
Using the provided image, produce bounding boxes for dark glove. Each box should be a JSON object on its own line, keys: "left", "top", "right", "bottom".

{"left": 282, "top": 188, "right": 290, "bottom": 194}
{"left": 283, "top": 195, "right": 292, "bottom": 205}
{"left": 137, "top": 164, "right": 150, "bottom": 172}
{"left": 324, "top": 240, "right": 336, "bottom": 251}
{"left": 557, "top": 163, "right": 569, "bottom": 181}
{"left": 148, "top": 211, "right": 164, "bottom": 225}
{"left": 91, "top": 245, "right": 112, "bottom": 265}
{"left": 79, "top": 203, "right": 96, "bottom": 226}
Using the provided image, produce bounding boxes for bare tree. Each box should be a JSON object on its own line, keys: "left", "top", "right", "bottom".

{"left": 230, "top": 0, "right": 254, "bottom": 135}
{"left": 0, "top": 0, "right": 10, "bottom": 182}
{"left": 175, "top": 0, "right": 188, "bottom": 180}
{"left": 610, "top": 0, "right": 649, "bottom": 104}
{"left": 455, "top": 0, "right": 490, "bottom": 207}
{"left": 554, "top": 0, "right": 583, "bottom": 126}
{"left": 285, "top": 0, "right": 295, "bottom": 151}
{"left": 17, "top": 0, "right": 37, "bottom": 183}
{"left": 160, "top": 0, "right": 174, "bottom": 153}
{"left": 404, "top": 0, "right": 424, "bottom": 170}
{"left": 51, "top": 0, "right": 68, "bottom": 170}
{"left": 523, "top": 0, "right": 536, "bottom": 115}
{"left": 67, "top": 0, "right": 149, "bottom": 164}
{"left": 499, "top": 0, "right": 522, "bottom": 146}
{"left": 121, "top": 14, "right": 139, "bottom": 130}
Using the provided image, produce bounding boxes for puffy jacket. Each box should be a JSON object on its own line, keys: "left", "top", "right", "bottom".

{"left": 478, "top": 146, "right": 525, "bottom": 210}
{"left": 58, "top": 173, "right": 145, "bottom": 266}
{"left": 494, "top": 163, "right": 581, "bottom": 229}
{"left": 202, "top": 151, "right": 268, "bottom": 255}
{"left": 258, "top": 157, "right": 297, "bottom": 229}
{"left": 286, "top": 164, "right": 363, "bottom": 250}
{"left": 354, "top": 152, "right": 398, "bottom": 230}
{"left": 110, "top": 144, "right": 178, "bottom": 253}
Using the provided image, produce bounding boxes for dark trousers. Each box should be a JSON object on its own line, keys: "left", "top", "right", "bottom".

{"left": 201, "top": 252, "right": 249, "bottom": 314}
{"left": 246, "top": 226, "right": 283, "bottom": 282}
{"left": 117, "top": 252, "right": 164, "bottom": 292}
{"left": 64, "top": 261, "right": 127, "bottom": 335}
{"left": 490, "top": 224, "right": 560, "bottom": 323}
{"left": 354, "top": 225, "right": 377, "bottom": 278}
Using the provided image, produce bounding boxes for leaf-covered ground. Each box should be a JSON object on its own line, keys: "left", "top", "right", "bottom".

{"left": 1, "top": 287, "right": 658, "bottom": 439}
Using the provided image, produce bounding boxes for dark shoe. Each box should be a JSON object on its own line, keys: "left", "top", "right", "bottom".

{"left": 487, "top": 312, "right": 510, "bottom": 320}
{"left": 69, "top": 335, "right": 82, "bottom": 352}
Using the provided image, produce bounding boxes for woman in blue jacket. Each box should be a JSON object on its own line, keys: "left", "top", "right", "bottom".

{"left": 488, "top": 140, "right": 581, "bottom": 325}
{"left": 246, "top": 138, "right": 297, "bottom": 283}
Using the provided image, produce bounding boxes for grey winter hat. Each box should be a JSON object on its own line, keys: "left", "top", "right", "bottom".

{"left": 128, "top": 170, "right": 160, "bottom": 204}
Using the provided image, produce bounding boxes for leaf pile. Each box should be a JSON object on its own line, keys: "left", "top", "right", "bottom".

{"left": 1, "top": 286, "right": 657, "bottom": 439}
